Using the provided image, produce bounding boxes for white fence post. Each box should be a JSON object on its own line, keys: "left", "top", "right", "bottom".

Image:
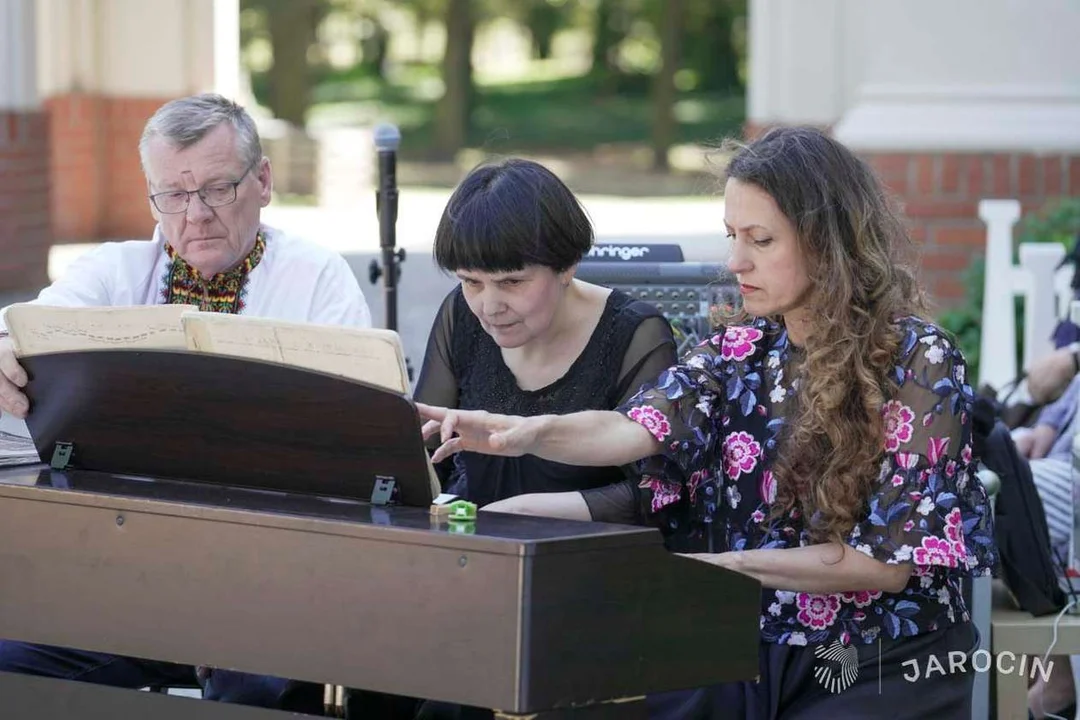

{"left": 1019, "top": 243, "right": 1067, "bottom": 374}
{"left": 977, "top": 199, "right": 1073, "bottom": 390}
{"left": 979, "top": 200, "right": 1023, "bottom": 390}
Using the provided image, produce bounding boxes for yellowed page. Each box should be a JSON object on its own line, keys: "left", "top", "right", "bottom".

{"left": 182, "top": 312, "right": 410, "bottom": 393}
{"left": 3, "top": 304, "right": 194, "bottom": 357}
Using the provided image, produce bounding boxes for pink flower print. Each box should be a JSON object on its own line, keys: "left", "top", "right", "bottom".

{"left": 945, "top": 460, "right": 956, "bottom": 478}
{"left": 882, "top": 400, "right": 915, "bottom": 452}
{"left": 720, "top": 326, "right": 765, "bottom": 362}
{"left": 894, "top": 451, "right": 918, "bottom": 469}
{"left": 687, "top": 469, "right": 707, "bottom": 502}
{"left": 639, "top": 476, "right": 682, "bottom": 512}
{"left": 890, "top": 473, "right": 905, "bottom": 487}
{"left": 628, "top": 405, "right": 671, "bottom": 442}
{"left": 943, "top": 508, "right": 963, "bottom": 544}
{"left": 904, "top": 520, "right": 914, "bottom": 532}
{"left": 750, "top": 509, "right": 766, "bottom": 523}
{"left": 961, "top": 444, "right": 972, "bottom": 465}
{"left": 853, "top": 611, "right": 866, "bottom": 621}
{"left": 840, "top": 590, "right": 883, "bottom": 608}
{"left": 759, "top": 469, "right": 777, "bottom": 504}
{"left": 912, "top": 536, "right": 960, "bottom": 568}
{"left": 795, "top": 593, "right": 841, "bottom": 630}
{"left": 723, "top": 431, "right": 761, "bottom": 480}
{"left": 926, "top": 436, "right": 950, "bottom": 465}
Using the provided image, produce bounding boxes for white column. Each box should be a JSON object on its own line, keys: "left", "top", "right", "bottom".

{"left": 213, "top": 0, "right": 240, "bottom": 99}
{"left": 833, "top": 0, "right": 1080, "bottom": 152}
{"left": 0, "top": 0, "right": 38, "bottom": 110}
{"left": 747, "top": 0, "right": 849, "bottom": 127}
{"left": 35, "top": 0, "right": 99, "bottom": 99}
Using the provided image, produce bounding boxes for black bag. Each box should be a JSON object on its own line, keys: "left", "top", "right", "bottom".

{"left": 972, "top": 396, "right": 1068, "bottom": 616}
{"left": 976, "top": 374, "right": 1043, "bottom": 430}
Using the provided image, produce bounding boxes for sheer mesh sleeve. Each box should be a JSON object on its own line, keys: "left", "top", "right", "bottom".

{"left": 615, "top": 315, "right": 679, "bottom": 404}
{"left": 414, "top": 290, "right": 459, "bottom": 486}
{"left": 583, "top": 315, "right": 679, "bottom": 525}
{"left": 845, "top": 323, "right": 996, "bottom": 577}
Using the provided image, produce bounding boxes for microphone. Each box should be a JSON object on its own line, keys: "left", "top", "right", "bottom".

{"left": 371, "top": 123, "right": 404, "bottom": 332}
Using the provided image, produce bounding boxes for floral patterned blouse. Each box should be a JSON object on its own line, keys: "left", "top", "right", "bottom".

{"left": 619, "top": 317, "right": 997, "bottom": 647}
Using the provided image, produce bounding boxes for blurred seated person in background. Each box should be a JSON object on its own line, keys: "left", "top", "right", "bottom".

{"left": 419, "top": 128, "right": 997, "bottom": 720}
{"left": 0, "top": 92, "right": 370, "bottom": 713}
{"left": 1025, "top": 343, "right": 1080, "bottom": 406}
{"left": 347, "top": 157, "right": 678, "bottom": 720}
{"left": 1012, "top": 348, "right": 1080, "bottom": 719}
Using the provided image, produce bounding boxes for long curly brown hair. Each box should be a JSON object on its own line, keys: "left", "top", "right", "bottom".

{"left": 720, "top": 127, "right": 928, "bottom": 543}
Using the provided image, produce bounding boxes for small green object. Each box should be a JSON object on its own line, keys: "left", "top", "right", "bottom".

{"left": 447, "top": 500, "right": 477, "bottom": 522}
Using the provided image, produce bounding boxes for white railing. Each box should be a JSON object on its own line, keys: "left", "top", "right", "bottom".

{"left": 977, "top": 199, "right": 1072, "bottom": 391}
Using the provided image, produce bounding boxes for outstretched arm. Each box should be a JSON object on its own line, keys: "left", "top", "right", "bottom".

{"left": 417, "top": 405, "right": 662, "bottom": 467}
{"left": 682, "top": 545, "right": 913, "bottom": 594}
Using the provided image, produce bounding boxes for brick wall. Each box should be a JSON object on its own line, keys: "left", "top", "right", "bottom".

{"left": 745, "top": 122, "right": 1080, "bottom": 308}
{"left": 864, "top": 152, "right": 1080, "bottom": 306}
{"left": 46, "top": 93, "right": 172, "bottom": 243}
{"left": 0, "top": 111, "right": 51, "bottom": 293}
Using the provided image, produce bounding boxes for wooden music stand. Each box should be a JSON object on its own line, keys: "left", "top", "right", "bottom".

{"left": 21, "top": 349, "right": 435, "bottom": 507}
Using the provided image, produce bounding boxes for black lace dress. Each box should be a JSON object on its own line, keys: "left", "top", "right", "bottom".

{"left": 415, "top": 285, "right": 677, "bottom": 507}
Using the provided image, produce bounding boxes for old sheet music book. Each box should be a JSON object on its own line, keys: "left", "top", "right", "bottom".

{"left": 3, "top": 304, "right": 195, "bottom": 355}
{"left": 3, "top": 303, "right": 439, "bottom": 496}
{"left": 182, "top": 312, "right": 411, "bottom": 394}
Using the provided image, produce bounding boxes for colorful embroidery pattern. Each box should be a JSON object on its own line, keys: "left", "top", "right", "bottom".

{"left": 160, "top": 231, "right": 266, "bottom": 313}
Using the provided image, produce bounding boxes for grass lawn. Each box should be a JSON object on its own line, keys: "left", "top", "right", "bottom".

{"left": 290, "top": 65, "right": 745, "bottom": 160}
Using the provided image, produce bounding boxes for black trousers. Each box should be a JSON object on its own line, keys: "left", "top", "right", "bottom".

{"left": 648, "top": 622, "right": 978, "bottom": 720}
{"left": 348, "top": 623, "right": 977, "bottom": 720}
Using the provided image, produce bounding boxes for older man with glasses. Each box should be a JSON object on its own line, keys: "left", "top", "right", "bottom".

{"left": 0, "top": 93, "right": 372, "bottom": 712}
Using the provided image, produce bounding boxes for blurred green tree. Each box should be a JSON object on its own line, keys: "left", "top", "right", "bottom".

{"left": 241, "top": 0, "right": 331, "bottom": 126}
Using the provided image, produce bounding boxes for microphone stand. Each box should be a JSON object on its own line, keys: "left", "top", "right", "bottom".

{"left": 368, "top": 123, "right": 413, "bottom": 379}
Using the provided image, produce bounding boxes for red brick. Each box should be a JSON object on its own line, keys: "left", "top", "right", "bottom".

{"left": 935, "top": 224, "right": 987, "bottom": 249}
{"left": 989, "top": 154, "right": 1012, "bottom": 197}
{"left": 965, "top": 156, "right": 987, "bottom": 197}
{"left": 1069, "top": 157, "right": 1080, "bottom": 195}
{"left": 1018, "top": 154, "right": 1040, "bottom": 197}
{"left": 927, "top": 275, "right": 968, "bottom": 303}
{"left": 914, "top": 155, "right": 935, "bottom": 196}
{"left": 868, "top": 153, "right": 911, "bottom": 195}
{"left": 1042, "top": 156, "right": 1064, "bottom": 196}
{"left": 922, "top": 249, "right": 973, "bottom": 272}
{"left": 0, "top": 110, "right": 51, "bottom": 292}
{"left": 941, "top": 154, "right": 963, "bottom": 195}
{"left": 903, "top": 200, "right": 979, "bottom": 219}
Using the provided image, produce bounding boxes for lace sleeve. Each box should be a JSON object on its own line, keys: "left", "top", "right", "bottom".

{"left": 583, "top": 314, "right": 678, "bottom": 525}
{"left": 615, "top": 315, "right": 679, "bottom": 404}
{"left": 414, "top": 289, "right": 459, "bottom": 486}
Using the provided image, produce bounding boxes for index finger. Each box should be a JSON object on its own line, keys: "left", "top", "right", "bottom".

{"left": 416, "top": 403, "right": 446, "bottom": 422}
{"left": 0, "top": 342, "right": 27, "bottom": 388}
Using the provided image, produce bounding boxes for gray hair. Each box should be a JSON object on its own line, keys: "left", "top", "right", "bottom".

{"left": 139, "top": 93, "right": 262, "bottom": 174}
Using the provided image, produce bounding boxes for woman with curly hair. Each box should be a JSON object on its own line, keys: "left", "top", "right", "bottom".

{"left": 417, "top": 126, "right": 997, "bottom": 719}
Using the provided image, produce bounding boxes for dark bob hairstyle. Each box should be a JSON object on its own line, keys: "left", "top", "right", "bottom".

{"left": 433, "top": 158, "right": 593, "bottom": 273}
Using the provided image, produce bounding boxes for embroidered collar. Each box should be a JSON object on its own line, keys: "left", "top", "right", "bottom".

{"left": 160, "top": 230, "right": 266, "bottom": 313}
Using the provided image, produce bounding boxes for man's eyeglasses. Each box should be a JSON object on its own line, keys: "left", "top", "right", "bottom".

{"left": 148, "top": 160, "right": 258, "bottom": 214}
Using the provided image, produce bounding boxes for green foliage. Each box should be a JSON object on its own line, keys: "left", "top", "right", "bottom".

{"left": 938, "top": 197, "right": 1080, "bottom": 386}
{"left": 304, "top": 70, "right": 745, "bottom": 158}
{"left": 938, "top": 257, "right": 985, "bottom": 383}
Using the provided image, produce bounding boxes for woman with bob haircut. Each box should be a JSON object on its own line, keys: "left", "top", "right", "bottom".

{"left": 417, "top": 128, "right": 998, "bottom": 719}
{"left": 346, "top": 157, "right": 681, "bottom": 720}
{"left": 414, "top": 156, "right": 678, "bottom": 509}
